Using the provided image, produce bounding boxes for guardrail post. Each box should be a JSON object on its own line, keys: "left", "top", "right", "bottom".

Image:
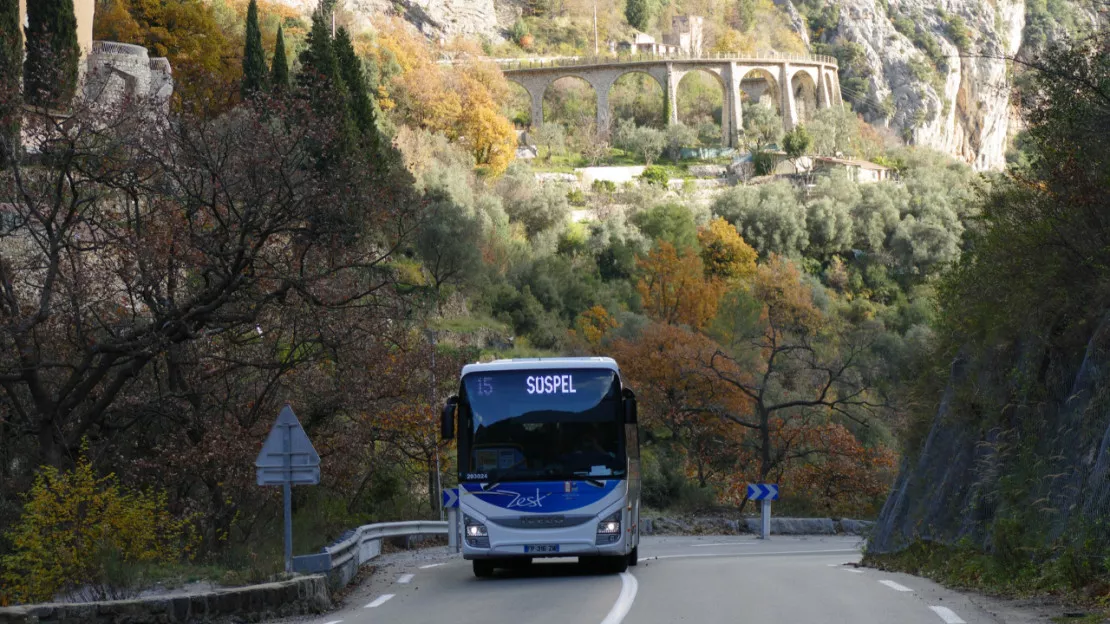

{"left": 760, "top": 499, "right": 771, "bottom": 540}
{"left": 447, "top": 508, "right": 459, "bottom": 552}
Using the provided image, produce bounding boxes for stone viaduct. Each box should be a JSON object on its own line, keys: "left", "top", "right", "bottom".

{"left": 500, "top": 53, "right": 842, "bottom": 148}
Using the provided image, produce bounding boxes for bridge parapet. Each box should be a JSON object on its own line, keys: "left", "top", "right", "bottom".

{"left": 496, "top": 50, "right": 837, "bottom": 72}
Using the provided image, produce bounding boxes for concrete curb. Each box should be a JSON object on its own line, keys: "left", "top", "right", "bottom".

{"left": 641, "top": 516, "right": 874, "bottom": 536}
{"left": 0, "top": 574, "right": 330, "bottom": 624}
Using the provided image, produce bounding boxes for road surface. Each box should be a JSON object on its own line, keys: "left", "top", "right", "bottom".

{"left": 285, "top": 535, "right": 1002, "bottom": 624}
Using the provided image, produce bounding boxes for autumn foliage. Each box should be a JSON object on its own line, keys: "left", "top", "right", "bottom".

{"left": 636, "top": 242, "right": 726, "bottom": 330}
{"left": 365, "top": 17, "right": 517, "bottom": 175}
{"left": 0, "top": 453, "right": 193, "bottom": 604}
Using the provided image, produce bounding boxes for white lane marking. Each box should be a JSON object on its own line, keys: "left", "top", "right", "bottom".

{"left": 322, "top": 621, "right": 343, "bottom": 624}
{"left": 842, "top": 569, "right": 864, "bottom": 574}
{"left": 692, "top": 542, "right": 756, "bottom": 547}
{"left": 599, "top": 572, "right": 638, "bottom": 624}
{"left": 880, "top": 580, "right": 913, "bottom": 592}
{"left": 419, "top": 563, "right": 445, "bottom": 569}
{"left": 364, "top": 594, "right": 395, "bottom": 608}
{"left": 650, "top": 548, "right": 859, "bottom": 560}
{"left": 929, "top": 606, "right": 967, "bottom": 623}
{"left": 397, "top": 573, "right": 415, "bottom": 584}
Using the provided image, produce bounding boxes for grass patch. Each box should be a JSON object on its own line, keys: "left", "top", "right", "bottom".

{"left": 864, "top": 540, "right": 1110, "bottom": 615}
{"left": 1052, "top": 615, "right": 1107, "bottom": 624}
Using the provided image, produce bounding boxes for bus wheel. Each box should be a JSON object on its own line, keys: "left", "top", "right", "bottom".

{"left": 628, "top": 546, "right": 638, "bottom": 567}
{"left": 473, "top": 560, "right": 495, "bottom": 578}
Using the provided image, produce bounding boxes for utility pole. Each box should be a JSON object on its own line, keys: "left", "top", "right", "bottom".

{"left": 593, "top": 0, "right": 599, "bottom": 56}
{"left": 429, "top": 329, "right": 444, "bottom": 521}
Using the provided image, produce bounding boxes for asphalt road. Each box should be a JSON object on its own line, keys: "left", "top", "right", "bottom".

{"left": 286, "top": 536, "right": 1005, "bottom": 624}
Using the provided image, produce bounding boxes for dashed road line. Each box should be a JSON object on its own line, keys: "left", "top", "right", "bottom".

{"left": 879, "top": 580, "right": 913, "bottom": 592}
{"left": 365, "top": 594, "right": 395, "bottom": 609}
{"left": 929, "top": 606, "right": 967, "bottom": 623}
{"left": 322, "top": 620, "right": 343, "bottom": 624}
{"left": 419, "top": 563, "right": 445, "bottom": 569}
{"left": 842, "top": 568, "right": 864, "bottom": 574}
{"left": 599, "top": 571, "right": 638, "bottom": 624}
{"left": 397, "top": 573, "right": 415, "bottom": 584}
{"left": 692, "top": 542, "right": 757, "bottom": 547}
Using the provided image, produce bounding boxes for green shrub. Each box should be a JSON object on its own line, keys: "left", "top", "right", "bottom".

{"left": 592, "top": 179, "right": 617, "bottom": 194}
{"left": 1, "top": 454, "right": 193, "bottom": 604}
{"left": 639, "top": 165, "right": 669, "bottom": 187}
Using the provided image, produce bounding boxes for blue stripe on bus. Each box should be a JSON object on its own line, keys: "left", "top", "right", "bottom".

{"left": 460, "top": 480, "right": 621, "bottom": 513}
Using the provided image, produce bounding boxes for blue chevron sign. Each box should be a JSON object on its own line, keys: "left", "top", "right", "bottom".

{"left": 747, "top": 483, "right": 779, "bottom": 501}
{"left": 442, "top": 487, "right": 459, "bottom": 509}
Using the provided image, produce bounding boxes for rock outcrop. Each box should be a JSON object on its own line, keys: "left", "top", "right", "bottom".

{"left": 827, "top": 0, "right": 1024, "bottom": 171}
{"left": 870, "top": 316, "right": 1110, "bottom": 554}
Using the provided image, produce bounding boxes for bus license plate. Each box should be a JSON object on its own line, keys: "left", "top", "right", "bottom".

{"left": 524, "top": 544, "right": 559, "bottom": 553}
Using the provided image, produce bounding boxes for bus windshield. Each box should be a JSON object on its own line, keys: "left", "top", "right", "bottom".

{"left": 461, "top": 369, "right": 624, "bottom": 483}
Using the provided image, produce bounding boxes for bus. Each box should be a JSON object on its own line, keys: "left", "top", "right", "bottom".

{"left": 440, "top": 357, "right": 641, "bottom": 578}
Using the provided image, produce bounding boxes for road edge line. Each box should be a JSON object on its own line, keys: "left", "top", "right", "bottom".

{"left": 929, "top": 606, "right": 967, "bottom": 623}
{"left": 599, "top": 572, "right": 638, "bottom": 624}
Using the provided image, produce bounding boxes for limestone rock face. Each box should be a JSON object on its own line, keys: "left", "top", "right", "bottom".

{"left": 273, "top": 0, "right": 507, "bottom": 42}
{"left": 830, "top": 0, "right": 1026, "bottom": 171}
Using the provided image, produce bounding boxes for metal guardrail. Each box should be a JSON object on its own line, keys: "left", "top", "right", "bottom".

{"left": 293, "top": 520, "right": 450, "bottom": 587}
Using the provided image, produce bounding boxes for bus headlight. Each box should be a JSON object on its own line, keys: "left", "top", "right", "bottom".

{"left": 464, "top": 515, "right": 489, "bottom": 548}
{"left": 596, "top": 511, "right": 621, "bottom": 544}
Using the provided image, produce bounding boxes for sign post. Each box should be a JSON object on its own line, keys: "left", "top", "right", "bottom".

{"left": 442, "top": 487, "right": 459, "bottom": 552}
{"left": 746, "top": 483, "right": 779, "bottom": 540}
{"left": 256, "top": 405, "right": 320, "bottom": 573}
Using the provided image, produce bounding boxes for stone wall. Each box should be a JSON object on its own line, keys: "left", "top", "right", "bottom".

{"left": 640, "top": 516, "right": 874, "bottom": 536}
{"left": 0, "top": 575, "right": 330, "bottom": 624}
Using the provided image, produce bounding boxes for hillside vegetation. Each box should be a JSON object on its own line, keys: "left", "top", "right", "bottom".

{"left": 1, "top": 0, "right": 1103, "bottom": 608}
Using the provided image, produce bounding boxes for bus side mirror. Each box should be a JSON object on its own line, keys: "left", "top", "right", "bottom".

{"left": 441, "top": 396, "right": 458, "bottom": 440}
{"left": 622, "top": 388, "right": 637, "bottom": 424}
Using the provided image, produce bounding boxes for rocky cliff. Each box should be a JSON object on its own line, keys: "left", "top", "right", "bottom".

{"left": 870, "top": 317, "right": 1110, "bottom": 556}
{"left": 274, "top": 0, "right": 508, "bottom": 42}
{"left": 826, "top": 0, "right": 1023, "bottom": 170}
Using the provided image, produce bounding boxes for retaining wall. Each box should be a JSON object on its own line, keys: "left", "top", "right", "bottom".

{"left": 0, "top": 575, "right": 330, "bottom": 624}
{"left": 640, "top": 516, "right": 873, "bottom": 536}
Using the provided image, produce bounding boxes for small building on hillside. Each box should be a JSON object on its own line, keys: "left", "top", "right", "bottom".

{"left": 663, "top": 16, "right": 705, "bottom": 56}
{"left": 616, "top": 32, "right": 679, "bottom": 55}
{"left": 811, "top": 156, "right": 893, "bottom": 183}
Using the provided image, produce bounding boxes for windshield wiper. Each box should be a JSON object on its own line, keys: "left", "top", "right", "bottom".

{"left": 572, "top": 472, "right": 608, "bottom": 488}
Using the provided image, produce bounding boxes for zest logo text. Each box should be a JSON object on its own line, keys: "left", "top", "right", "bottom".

{"left": 505, "top": 488, "right": 550, "bottom": 509}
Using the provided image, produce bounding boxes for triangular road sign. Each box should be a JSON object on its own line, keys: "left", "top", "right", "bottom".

{"left": 256, "top": 404, "right": 321, "bottom": 486}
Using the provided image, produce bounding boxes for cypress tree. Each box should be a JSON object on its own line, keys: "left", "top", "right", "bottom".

{"left": 24, "top": 0, "right": 80, "bottom": 111}
{"left": 334, "top": 27, "right": 378, "bottom": 150}
{"left": 270, "top": 24, "right": 289, "bottom": 91}
{"left": 625, "top": 0, "right": 651, "bottom": 32}
{"left": 296, "top": 10, "right": 355, "bottom": 158}
{"left": 298, "top": 10, "right": 341, "bottom": 87}
{"left": 0, "top": 0, "right": 21, "bottom": 161}
{"left": 241, "top": 0, "right": 267, "bottom": 97}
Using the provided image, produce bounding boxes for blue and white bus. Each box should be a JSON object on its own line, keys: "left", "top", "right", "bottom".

{"left": 440, "top": 357, "right": 641, "bottom": 578}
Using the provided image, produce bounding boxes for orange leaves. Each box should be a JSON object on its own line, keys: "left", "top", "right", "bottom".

{"left": 574, "top": 305, "right": 619, "bottom": 347}
{"left": 636, "top": 242, "right": 726, "bottom": 330}
{"left": 752, "top": 253, "right": 823, "bottom": 336}
{"left": 698, "top": 217, "right": 757, "bottom": 282}
{"left": 368, "top": 17, "right": 516, "bottom": 175}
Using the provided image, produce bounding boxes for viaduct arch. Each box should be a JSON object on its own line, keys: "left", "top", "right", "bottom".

{"left": 502, "top": 54, "right": 841, "bottom": 148}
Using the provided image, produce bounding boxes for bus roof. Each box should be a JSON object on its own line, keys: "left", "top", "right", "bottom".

{"left": 460, "top": 357, "right": 619, "bottom": 377}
